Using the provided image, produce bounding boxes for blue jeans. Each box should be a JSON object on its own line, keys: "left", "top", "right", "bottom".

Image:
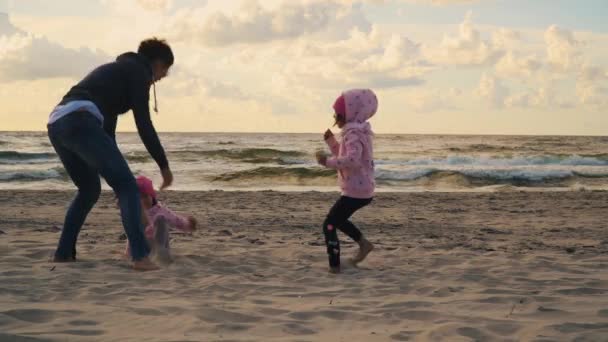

{"left": 47, "top": 111, "right": 150, "bottom": 261}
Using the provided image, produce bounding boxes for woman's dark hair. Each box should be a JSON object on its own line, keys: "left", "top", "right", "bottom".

{"left": 138, "top": 38, "right": 174, "bottom": 66}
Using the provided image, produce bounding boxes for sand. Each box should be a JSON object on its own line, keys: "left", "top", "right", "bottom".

{"left": 1, "top": 190, "right": 608, "bottom": 341}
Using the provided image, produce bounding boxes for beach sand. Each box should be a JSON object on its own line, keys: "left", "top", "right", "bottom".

{"left": 1, "top": 190, "right": 608, "bottom": 341}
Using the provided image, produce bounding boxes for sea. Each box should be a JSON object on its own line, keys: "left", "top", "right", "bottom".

{"left": 2, "top": 131, "right": 608, "bottom": 192}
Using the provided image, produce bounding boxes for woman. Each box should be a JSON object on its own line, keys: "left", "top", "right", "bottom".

{"left": 47, "top": 38, "right": 175, "bottom": 271}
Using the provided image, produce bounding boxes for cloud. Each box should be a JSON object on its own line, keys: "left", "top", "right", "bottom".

{"left": 475, "top": 73, "right": 508, "bottom": 107}
{"left": 352, "top": 0, "right": 483, "bottom": 5}
{"left": 576, "top": 64, "right": 608, "bottom": 107}
{"left": 101, "top": 0, "right": 175, "bottom": 13}
{"left": 402, "top": 87, "right": 461, "bottom": 113}
{"left": 136, "top": 0, "right": 173, "bottom": 11}
{"left": 578, "top": 63, "right": 608, "bottom": 84}
{"left": 491, "top": 28, "right": 521, "bottom": 50}
{"left": 0, "top": 31, "right": 108, "bottom": 81}
{"left": 504, "top": 87, "right": 555, "bottom": 108}
{"left": 165, "top": 74, "right": 250, "bottom": 101}
{"left": 404, "top": 0, "right": 482, "bottom": 5}
{"left": 165, "top": 0, "right": 370, "bottom": 46}
{"left": 272, "top": 26, "right": 430, "bottom": 90}
{"left": 426, "top": 0, "right": 479, "bottom": 4}
{"left": 425, "top": 12, "right": 504, "bottom": 66}
{"left": 495, "top": 51, "right": 541, "bottom": 79}
{"left": 545, "top": 25, "right": 581, "bottom": 71}
{"left": 0, "top": 11, "right": 22, "bottom": 35}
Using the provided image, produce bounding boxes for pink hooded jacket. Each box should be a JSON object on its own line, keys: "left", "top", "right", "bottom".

{"left": 125, "top": 203, "right": 194, "bottom": 257}
{"left": 325, "top": 89, "right": 377, "bottom": 199}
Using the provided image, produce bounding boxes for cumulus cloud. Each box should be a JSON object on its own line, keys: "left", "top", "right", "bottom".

{"left": 495, "top": 51, "right": 541, "bottom": 79}
{"left": 102, "top": 0, "right": 175, "bottom": 13}
{"left": 401, "top": 87, "right": 461, "bottom": 113}
{"left": 404, "top": 0, "right": 481, "bottom": 5}
{"left": 0, "top": 10, "right": 108, "bottom": 82}
{"left": 0, "top": 18, "right": 108, "bottom": 81}
{"left": 165, "top": 74, "right": 251, "bottom": 101}
{"left": 136, "top": 0, "right": 173, "bottom": 11}
{"left": 425, "top": 12, "right": 504, "bottom": 66}
{"left": 0, "top": 11, "right": 22, "bottom": 35}
{"left": 491, "top": 28, "right": 521, "bottom": 50}
{"left": 578, "top": 63, "right": 608, "bottom": 84}
{"left": 576, "top": 64, "right": 608, "bottom": 107}
{"left": 353, "top": 0, "right": 482, "bottom": 5}
{"left": 545, "top": 25, "right": 581, "bottom": 71}
{"left": 166, "top": 0, "right": 370, "bottom": 46}
{"left": 504, "top": 87, "right": 556, "bottom": 108}
{"left": 475, "top": 73, "right": 508, "bottom": 107}
{"left": 273, "top": 26, "right": 430, "bottom": 89}
{"left": 576, "top": 82, "right": 608, "bottom": 107}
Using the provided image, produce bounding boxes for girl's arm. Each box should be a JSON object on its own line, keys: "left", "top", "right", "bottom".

{"left": 325, "top": 135, "right": 362, "bottom": 170}
{"left": 325, "top": 135, "right": 340, "bottom": 156}
{"left": 157, "top": 206, "right": 195, "bottom": 233}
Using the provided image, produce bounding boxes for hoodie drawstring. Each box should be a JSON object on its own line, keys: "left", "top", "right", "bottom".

{"left": 153, "top": 82, "right": 158, "bottom": 114}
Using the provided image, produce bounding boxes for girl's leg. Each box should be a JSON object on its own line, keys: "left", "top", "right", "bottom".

{"left": 322, "top": 197, "right": 373, "bottom": 270}
{"left": 153, "top": 217, "right": 172, "bottom": 264}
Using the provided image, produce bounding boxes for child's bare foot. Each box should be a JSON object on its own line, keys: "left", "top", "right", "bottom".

{"left": 351, "top": 238, "right": 374, "bottom": 265}
{"left": 328, "top": 266, "right": 341, "bottom": 274}
{"left": 132, "top": 257, "right": 160, "bottom": 271}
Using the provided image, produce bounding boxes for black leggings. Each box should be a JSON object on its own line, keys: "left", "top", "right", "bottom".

{"left": 323, "top": 196, "right": 373, "bottom": 268}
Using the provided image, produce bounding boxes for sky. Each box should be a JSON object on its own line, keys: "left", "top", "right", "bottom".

{"left": 0, "top": 0, "right": 607, "bottom": 135}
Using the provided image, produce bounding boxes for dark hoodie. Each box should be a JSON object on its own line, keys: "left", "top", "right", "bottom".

{"left": 59, "top": 52, "right": 168, "bottom": 170}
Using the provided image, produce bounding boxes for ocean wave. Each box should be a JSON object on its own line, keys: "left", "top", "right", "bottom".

{"left": 124, "top": 152, "right": 151, "bottom": 163}
{"left": 213, "top": 166, "right": 335, "bottom": 184}
{"left": 387, "top": 154, "right": 608, "bottom": 167}
{"left": 376, "top": 168, "right": 608, "bottom": 188}
{"left": 210, "top": 166, "right": 607, "bottom": 188}
{"left": 447, "top": 144, "right": 513, "bottom": 153}
{"left": 0, "top": 151, "right": 57, "bottom": 164}
{"left": 171, "top": 148, "right": 306, "bottom": 164}
{"left": 124, "top": 148, "right": 308, "bottom": 164}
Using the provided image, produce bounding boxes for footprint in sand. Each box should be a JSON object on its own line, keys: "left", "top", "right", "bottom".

{"left": 258, "top": 308, "right": 290, "bottom": 316}
{"left": 485, "top": 322, "right": 522, "bottom": 336}
{"left": 278, "top": 322, "right": 317, "bottom": 336}
{"left": 375, "top": 301, "right": 434, "bottom": 314}
{"left": 0, "top": 333, "right": 54, "bottom": 342}
{"left": 390, "top": 330, "right": 418, "bottom": 341}
{"left": 457, "top": 326, "right": 493, "bottom": 340}
{"left": 394, "top": 310, "right": 440, "bottom": 321}
{"left": 556, "top": 287, "right": 607, "bottom": 295}
{"left": 288, "top": 309, "right": 357, "bottom": 321}
{"left": 550, "top": 322, "right": 608, "bottom": 334}
{"left": 128, "top": 307, "right": 166, "bottom": 316}
{"left": 55, "top": 329, "right": 105, "bottom": 336}
{"left": 196, "top": 308, "right": 262, "bottom": 324}
{"left": 68, "top": 320, "right": 99, "bottom": 326}
{"left": 212, "top": 323, "right": 253, "bottom": 333}
{"left": 2, "top": 309, "right": 80, "bottom": 324}
{"left": 24, "top": 249, "right": 54, "bottom": 260}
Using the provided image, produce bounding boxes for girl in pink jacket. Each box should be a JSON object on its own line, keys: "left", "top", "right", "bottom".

{"left": 316, "top": 88, "right": 377, "bottom": 273}
{"left": 125, "top": 176, "right": 197, "bottom": 262}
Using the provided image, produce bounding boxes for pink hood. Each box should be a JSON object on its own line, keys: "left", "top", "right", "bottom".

{"left": 343, "top": 88, "right": 378, "bottom": 124}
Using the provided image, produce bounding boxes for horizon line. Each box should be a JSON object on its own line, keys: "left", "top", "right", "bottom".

{"left": 0, "top": 130, "right": 607, "bottom": 138}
